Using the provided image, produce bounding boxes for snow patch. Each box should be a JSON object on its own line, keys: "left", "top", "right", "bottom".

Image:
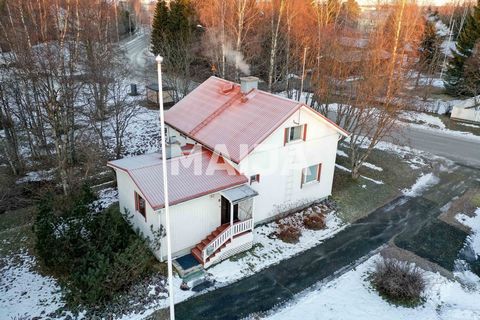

{"left": 16, "top": 169, "right": 55, "bottom": 184}
{"left": 363, "top": 162, "right": 383, "bottom": 172}
{"left": 335, "top": 164, "right": 384, "bottom": 185}
{"left": 336, "top": 149, "right": 348, "bottom": 157}
{"left": 456, "top": 208, "right": 480, "bottom": 258}
{"left": 400, "top": 111, "right": 446, "bottom": 129}
{"left": 402, "top": 173, "right": 439, "bottom": 197}
{"left": 91, "top": 187, "right": 119, "bottom": 212}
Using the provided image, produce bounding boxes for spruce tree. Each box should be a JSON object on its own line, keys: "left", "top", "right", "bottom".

{"left": 150, "top": 0, "right": 194, "bottom": 56}
{"left": 419, "top": 20, "right": 441, "bottom": 68}
{"left": 445, "top": 1, "right": 480, "bottom": 96}
{"left": 150, "top": 0, "right": 170, "bottom": 56}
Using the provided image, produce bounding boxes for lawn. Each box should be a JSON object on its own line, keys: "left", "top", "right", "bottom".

{"left": 332, "top": 144, "right": 428, "bottom": 223}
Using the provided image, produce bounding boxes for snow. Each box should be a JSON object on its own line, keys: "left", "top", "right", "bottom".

{"left": 363, "top": 162, "right": 383, "bottom": 172}
{"left": 335, "top": 164, "right": 384, "bottom": 185}
{"left": 91, "top": 187, "right": 119, "bottom": 212}
{"left": 456, "top": 208, "right": 480, "bottom": 259}
{"left": 402, "top": 173, "right": 440, "bottom": 197}
{"left": 458, "top": 122, "right": 480, "bottom": 129}
{"left": 16, "top": 169, "right": 55, "bottom": 184}
{"left": 336, "top": 149, "right": 348, "bottom": 157}
{"left": 119, "top": 209, "right": 346, "bottom": 319}
{"left": 264, "top": 254, "right": 480, "bottom": 320}
{"left": 0, "top": 251, "right": 64, "bottom": 319}
{"left": 401, "top": 111, "right": 446, "bottom": 129}
{"left": 208, "top": 211, "right": 345, "bottom": 284}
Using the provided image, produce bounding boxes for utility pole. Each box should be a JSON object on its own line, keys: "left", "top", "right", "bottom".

{"left": 156, "top": 55, "right": 175, "bottom": 320}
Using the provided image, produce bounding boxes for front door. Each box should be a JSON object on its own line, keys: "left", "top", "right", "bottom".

{"left": 221, "top": 196, "right": 238, "bottom": 225}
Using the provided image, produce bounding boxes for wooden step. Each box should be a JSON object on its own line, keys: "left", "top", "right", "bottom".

{"left": 195, "top": 243, "right": 205, "bottom": 252}
{"left": 191, "top": 248, "right": 203, "bottom": 264}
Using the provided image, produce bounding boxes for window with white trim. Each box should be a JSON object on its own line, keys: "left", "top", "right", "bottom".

{"left": 284, "top": 124, "right": 307, "bottom": 144}
{"left": 302, "top": 164, "right": 322, "bottom": 186}
{"left": 287, "top": 125, "right": 302, "bottom": 142}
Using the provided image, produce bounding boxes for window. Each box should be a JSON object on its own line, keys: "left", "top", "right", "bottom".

{"left": 250, "top": 174, "right": 260, "bottom": 184}
{"left": 301, "top": 164, "right": 322, "bottom": 187}
{"left": 134, "top": 192, "right": 146, "bottom": 219}
{"left": 284, "top": 124, "right": 307, "bottom": 144}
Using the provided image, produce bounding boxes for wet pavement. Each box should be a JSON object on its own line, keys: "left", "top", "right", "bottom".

{"left": 175, "top": 166, "right": 480, "bottom": 320}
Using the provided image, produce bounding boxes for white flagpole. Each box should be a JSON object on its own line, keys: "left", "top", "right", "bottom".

{"left": 156, "top": 55, "right": 175, "bottom": 320}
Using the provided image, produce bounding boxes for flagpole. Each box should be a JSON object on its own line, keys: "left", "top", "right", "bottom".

{"left": 156, "top": 55, "right": 175, "bottom": 320}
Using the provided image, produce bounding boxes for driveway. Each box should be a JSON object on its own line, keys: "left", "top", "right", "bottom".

{"left": 174, "top": 166, "right": 479, "bottom": 320}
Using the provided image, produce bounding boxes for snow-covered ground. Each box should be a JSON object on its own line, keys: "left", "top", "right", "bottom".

{"left": 399, "top": 111, "right": 480, "bottom": 140}
{"left": 91, "top": 187, "right": 119, "bottom": 212}
{"left": 0, "top": 251, "right": 64, "bottom": 319}
{"left": 263, "top": 254, "right": 480, "bottom": 320}
{"left": 16, "top": 169, "right": 56, "bottom": 184}
{"left": 209, "top": 210, "right": 345, "bottom": 284}
{"left": 335, "top": 164, "right": 384, "bottom": 185}
{"left": 117, "top": 208, "right": 346, "bottom": 320}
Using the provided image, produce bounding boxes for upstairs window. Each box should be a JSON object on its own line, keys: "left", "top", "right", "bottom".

{"left": 301, "top": 164, "right": 322, "bottom": 187}
{"left": 134, "top": 191, "right": 146, "bottom": 220}
{"left": 284, "top": 124, "right": 307, "bottom": 145}
{"left": 250, "top": 174, "right": 260, "bottom": 184}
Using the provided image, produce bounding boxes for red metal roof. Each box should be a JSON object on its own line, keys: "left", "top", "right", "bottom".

{"left": 107, "top": 149, "right": 248, "bottom": 210}
{"left": 165, "top": 76, "right": 349, "bottom": 163}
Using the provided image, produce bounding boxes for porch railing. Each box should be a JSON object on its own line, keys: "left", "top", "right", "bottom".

{"left": 202, "top": 218, "right": 253, "bottom": 262}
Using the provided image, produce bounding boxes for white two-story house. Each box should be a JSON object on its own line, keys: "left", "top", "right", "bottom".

{"left": 108, "top": 76, "right": 349, "bottom": 268}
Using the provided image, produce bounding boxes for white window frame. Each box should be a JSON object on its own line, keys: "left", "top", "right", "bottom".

{"left": 286, "top": 125, "right": 304, "bottom": 143}
{"left": 302, "top": 164, "right": 321, "bottom": 186}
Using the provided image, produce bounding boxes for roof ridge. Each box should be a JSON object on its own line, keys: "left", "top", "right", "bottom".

{"left": 189, "top": 88, "right": 243, "bottom": 135}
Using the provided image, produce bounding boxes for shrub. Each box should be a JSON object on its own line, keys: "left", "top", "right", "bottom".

{"left": 33, "top": 185, "right": 155, "bottom": 306}
{"left": 303, "top": 213, "right": 326, "bottom": 230}
{"left": 277, "top": 224, "right": 301, "bottom": 243}
{"left": 371, "top": 258, "right": 426, "bottom": 307}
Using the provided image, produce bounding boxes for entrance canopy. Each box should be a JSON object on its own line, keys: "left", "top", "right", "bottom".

{"left": 221, "top": 185, "right": 258, "bottom": 205}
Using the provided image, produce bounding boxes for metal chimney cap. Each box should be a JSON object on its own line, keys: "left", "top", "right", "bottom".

{"left": 240, "top": 76, "right": 259, "bottom": 93}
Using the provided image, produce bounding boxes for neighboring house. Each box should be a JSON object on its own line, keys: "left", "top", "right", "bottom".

{"left": 108, "top": 76, "right": 349, "bottom": 269}
{"left": 451, "top": 95, "right": 480, "bottom": 124}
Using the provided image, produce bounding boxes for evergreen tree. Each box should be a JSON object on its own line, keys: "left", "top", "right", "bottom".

{"left": 150, "top": 0, "right": 195, "bottom": 56}
{"left": 419, "top": 20, "right": 442, "bottom": 68}
{"left": 445, "top": 1, "right": 480, "bottom": 96}
{"left": 150, "top": 0, "right": 170, "bottom": 56}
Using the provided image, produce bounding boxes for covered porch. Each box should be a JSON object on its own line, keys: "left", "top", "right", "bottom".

{"left": 191, "top": 184, "right": 258, "bottom": 268}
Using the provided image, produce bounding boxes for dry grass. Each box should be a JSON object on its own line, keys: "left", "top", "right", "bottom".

{"left": 303, "top": 213, "right": 326, "bottom": 230}
{"left": 371, "top": 258, "right": 426, "bottom": 307}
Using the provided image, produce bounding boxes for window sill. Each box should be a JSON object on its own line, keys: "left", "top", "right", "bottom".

{"left": 302, "top": 180, "right": 320, "bottom": 187}
{"left": 285, "top": 139, "right": 304, "bottom": 145}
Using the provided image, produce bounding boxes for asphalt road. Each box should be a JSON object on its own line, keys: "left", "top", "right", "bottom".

{"left": 393, "top": 125, "right": 480, "bottom": 169}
